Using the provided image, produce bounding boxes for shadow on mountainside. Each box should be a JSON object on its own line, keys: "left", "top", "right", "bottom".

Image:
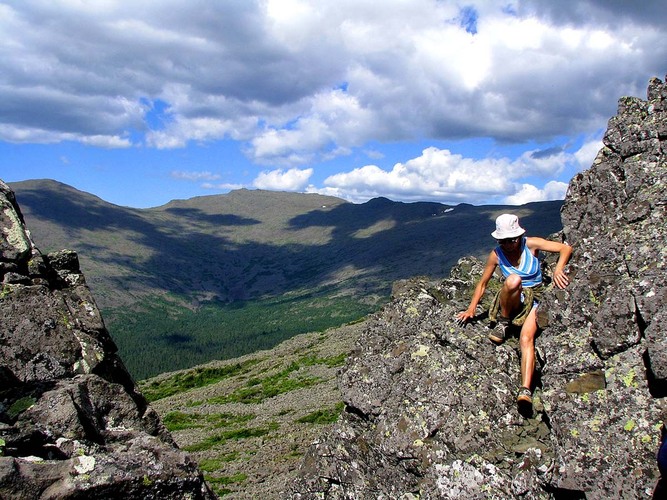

{"left": 285, "top": 199, "right": 564, "bottom": 291}
{"left": 13, "top": 181, "right": 565, "bottom": 308}
{"left": 11, "top": 180, "right": 564, "bottom": 379}
{"left": 161, "top": 206, "right": 261, "bottom": 226}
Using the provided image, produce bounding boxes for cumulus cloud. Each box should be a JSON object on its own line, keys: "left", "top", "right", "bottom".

{"left": 574, "top": 138, "right": 604, "bottom": 170}
{"left": 1, "top": 0, "right": 665, "bottom": 206}
{"left": 248, "top": 89, "right": 375, "bottom": 165}
{"left": 504, "top": 181, "right": 569, "bottom": 205}
{"left": 253, "top": 167, "right": 313, "bottom": 191}
{"left": 1, "top": 0, "right": 663, "bottom": 156}
{"left": 309, "top": 146, "right": 575, "bottom": 204}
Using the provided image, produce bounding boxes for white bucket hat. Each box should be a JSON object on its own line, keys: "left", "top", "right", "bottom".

{"left": 491, "top": 213, "right": 525, "bottom": 239}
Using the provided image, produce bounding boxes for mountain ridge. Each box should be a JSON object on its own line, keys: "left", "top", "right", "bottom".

{"left": 10, "top": 179, "right": 564, "bottom": 378}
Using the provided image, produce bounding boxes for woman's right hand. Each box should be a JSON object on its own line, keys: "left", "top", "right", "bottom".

{"left": 456, "top": 309, "right": 474, "bottom": 324}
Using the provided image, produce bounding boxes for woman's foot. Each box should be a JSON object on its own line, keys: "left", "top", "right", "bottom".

{"left": 488, "top": 324, "right": 507, "bottom": 344}
{"left": 516, "top": 386, "right": 532, "bottom": 404}
{"left": 517, "top": 386, "right": 533, "bottom": 417}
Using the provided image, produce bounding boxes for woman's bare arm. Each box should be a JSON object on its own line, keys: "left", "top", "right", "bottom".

{"left": 526, "top": 237, "right": 572, "bottom": 289}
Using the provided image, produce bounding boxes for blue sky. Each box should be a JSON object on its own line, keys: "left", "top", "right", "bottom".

{"left": 1, "top": 1, "right": 665, "bottom": 208}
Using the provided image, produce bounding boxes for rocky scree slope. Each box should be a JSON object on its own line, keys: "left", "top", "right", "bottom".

{"left": 289, "top": 76, "right": 667, "bottom": 498}
{"left": 0, "top": 180, "right": 214, "bottom": 499}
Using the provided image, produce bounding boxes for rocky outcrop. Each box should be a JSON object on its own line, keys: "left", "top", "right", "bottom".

{"left": 0, "top": 181, "right": 215, "bottom": 498}
{"left": 290, "top": 76, "right": 667, "bottom": 498}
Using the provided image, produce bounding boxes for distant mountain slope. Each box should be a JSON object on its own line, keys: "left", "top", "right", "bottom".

{"left": 10, "top": 179, "right": 564, "bottom": 378}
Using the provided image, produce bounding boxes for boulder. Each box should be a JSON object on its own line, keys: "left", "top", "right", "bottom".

{"left": 290, "top": 77, "right": 667, "bottom": 498}
{"left": 0, "top": 180, "right": 215, "bottom": 499}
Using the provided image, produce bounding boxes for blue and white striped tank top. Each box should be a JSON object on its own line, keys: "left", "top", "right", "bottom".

{"left": 494, "top": 237, "right": 542, "bottom": 288}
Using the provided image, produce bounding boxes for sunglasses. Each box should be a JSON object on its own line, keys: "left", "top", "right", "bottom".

{"left": 497, "top": 237, "right": 520, "bottom": 245}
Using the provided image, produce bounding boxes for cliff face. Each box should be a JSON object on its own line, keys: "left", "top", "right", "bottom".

{"left": 290, "top": 77, "right": 667, "bottom": 498}
{"left": 0, "top": 182, "right": 214, "bottom": 498}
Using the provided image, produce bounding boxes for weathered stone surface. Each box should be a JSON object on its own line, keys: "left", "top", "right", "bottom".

{"left": 0, "top": 180, "right": 215, "bottom": 499}
{"left": 0, "top": 186, "right": 31, "bottom": 263}
{"left": 290, "top": 77, "right": 667, "bottom": 498}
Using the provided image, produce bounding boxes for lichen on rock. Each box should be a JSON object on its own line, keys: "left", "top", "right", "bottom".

{"left": 0, "top": 180, "right": 215, "bottom": 499}
{"left": 290, "top": 76, "right": 667, "bottom": 498}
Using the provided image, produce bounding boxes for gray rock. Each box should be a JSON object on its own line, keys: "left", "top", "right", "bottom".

{"left": 0, "top": 180, "right": 215, "bottom": 499}
{"left": 290, "top": 76, "right": 667, "bottom": 498}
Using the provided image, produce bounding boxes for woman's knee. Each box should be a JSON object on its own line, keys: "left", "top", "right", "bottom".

{"left": 519, "top": 332, "right": 535, "bottom": 350}
{"left": 503, "top": 274, "right": 523, "bottom": 292}
{"left": 520, "top": 314, "right": 538, "bottom": 349}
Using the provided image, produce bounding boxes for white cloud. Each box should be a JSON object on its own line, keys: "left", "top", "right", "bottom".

{"left": 517, "top": 0, "right": 667, "bottom": 28}
{"left": 365, "top": 149, "right": 384, "bottom": 160}
{"left": 313, "top": 146, "right": 573, "bottom": 204}
{"left": 170, "top": 170, "right": 244, "bottom": 193}
{"left": 170, "top": 170, "right": 222, "bottom": 182}
{"left": 201, "top": 182, "right": 245, "bottom": 191}
{"left": 574, "top": 138, "right": 604, "bottom": 171}
{"left": 504, "top": 181, "right": 569, "bottom": 205}
{"left": 1, "top": 0, "right": 665, "bottom": 207}
{"left": 516, "top": 147, "right": 571, "bottom": 177}
{"left": 147, "top": 117, "right": 240, "bottom": 149}
{"left": 0, "top": 123, "right": 131, "bottom": 148}
{"left": 1, "top": 0, "right": 663, "bottom": 156}
{"left": 79, "top": 135, "right": 132, "bottom": 148}
{"left": 144, "top": 85, "right": 260, "bottom": 148}
{"left": 249, "top": 89, "right": 375, "bottom": 165}
{"left": 253, "top": 167, "right": 313, "bottom": 191}
{"left": 250, "top": 119, "right": 328, "bottom": 165}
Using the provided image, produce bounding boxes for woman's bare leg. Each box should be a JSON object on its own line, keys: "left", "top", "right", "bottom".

{"left": 519, "top": 307, "right": 538, "bottom": 390}
{"left": 499, "top": 274, "right": 522, "bottom": 318}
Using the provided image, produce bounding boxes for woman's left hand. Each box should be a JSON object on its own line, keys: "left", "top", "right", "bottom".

{"left": 553, "top": 270, "right": 569, "bottom": 289}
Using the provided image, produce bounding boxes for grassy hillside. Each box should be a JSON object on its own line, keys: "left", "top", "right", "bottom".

{"left": 139, "top": 319, "right": 365, "bottom": 498}
{"left": 10, "top": 179, "right": 564, "bottom": 379}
